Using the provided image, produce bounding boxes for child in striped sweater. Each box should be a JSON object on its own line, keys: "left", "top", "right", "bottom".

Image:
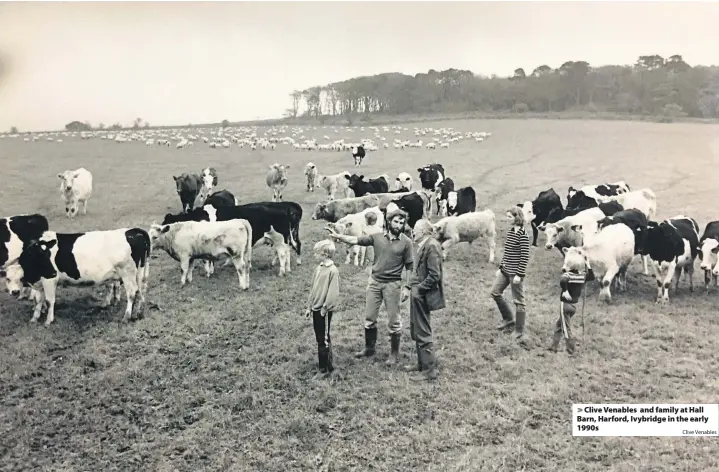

{"left": 490, "top": 207, "right": 531, "bottom": 339}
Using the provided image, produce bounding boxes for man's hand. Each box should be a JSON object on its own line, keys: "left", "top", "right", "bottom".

{"left": 400, "top": 286, "right": 410, "bottom": 303}
{"left": 512, "top": 275, "right": 522, "bottom": 285}
{"left": 325, "top": 226, "right": 339, "bottom": 238}
{"left": 320, "top": 306, "right": 328, "bottom": 317}
{"left": 304, "top": 309, "right": 311, "bottom": 318}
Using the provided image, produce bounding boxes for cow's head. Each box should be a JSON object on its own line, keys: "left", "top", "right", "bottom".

{"left": 148, "top": 223, "right": 171, "bottom": 248}
{"left": 199, "top": 168, "right": 217, "bottom": 199}
{"left": 10, "top": 239, "right": 58, "bottom": 289}
{"left": 312, "top": 202, "right": 328, "bottom": 220}
{"left": 516, "top": 201, "right": 535, "bottom": 224}
{"left": 561, "top": 246, "right": 590, "bottom": 274}
{"left": 346, "top": 174, "right": 364, "bottom": 190}
{"left": 699, "top": 238, "right": 719, "bottom": 274}
{"left": 304, "top": 162, "right": 316, "bottom": 176}
{"left": 567, "top": 186, "right": 578, "bottom": 201}
{"left": 57, "top": 170, "right": 80, "bottom": 193}
{"left": 447, "top": 191, "right": 458, "bottom": 211}
{"left": 596, "top": 216, "right": 615, "bottom": 232}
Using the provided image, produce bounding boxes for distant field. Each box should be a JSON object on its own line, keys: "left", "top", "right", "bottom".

{"left": 1, "top": 119, "right": 718, "bottom": 471}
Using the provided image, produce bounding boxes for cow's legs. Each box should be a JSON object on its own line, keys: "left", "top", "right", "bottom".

{"left": 101, "top": 281, "right": 115, "bottom": 307}
{"left": 42, "top": 279, "right": 57, "bottom": 325}
{"left": 203, "top": 260, "right": 214, "bottom": 277}
{"left": 440, "top": 237, "right": 459, "bottom": 260}
{"left": 487, "top": 235, "right": 496, "bottom": 264}
{"left": 231, "top": 254, "right": 249, "bottom": 290}
{"left": 641, "top": 255, "right": 649, "bottom": 275}
{"left": 180, "top": 258, "right": 192, "bottom": 285}
{"left": 81, "top": 198, "right": 88, "bottom": 215}
{"left": 29, "top": 287, "right": 46, "bottom": 323}
{"left": 345, "top": 246, "right": 353, "bottom": 265}
{"left": 120, "top": 274, "right": 138, "bottom": 323}
{"left": 599, "top": 264, "right": 620, "bottom": 303}
{"left": 686, "top": 265, "right": 694, "bottom": 292}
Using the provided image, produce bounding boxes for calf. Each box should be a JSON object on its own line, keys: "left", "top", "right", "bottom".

{"left": 312, "top": 194, "right": 381, "bottom": 223}
{"left": 317, "top": 171, "right": 352, "bottom": 200}
{"left": 351, "top": 145, "right": 366, "bottom": 166}
{"left": 561, "top": 223, "right": 635, "bottom": 303}
{"left": 435, "top": 178, "right": 455, "bottom": 216}
{"left": 431, "top": 210, "right": 496, "bottom": 262}
{"left": 58, "top": 167, "right": 93, "bottom": 218}
{"left": 638, "top": 216, "right": 699, "bottom": 303}
{"left": 447, "top": 186, "right": 476, "bottom": 216}
{"left": 259, "top": 226, "right": 292, "bottom": 276}
{"left": 596, "top": 209, "right": 650, "bottom": 275}
{"left": 266, "top": 163, "right": 290, "bottom": 202}
{"left": 5, "top": 228, "right": 151, "bottom": 325}
{"left": 328, "top": 207, "right": 384, "bottom": 266}
{"left": 346, "top": 174, "right": 390, "bottom": 197}
{"left": 517, "top": 188, "right": 562, "bottom": 246}
{"left": 241, "top": 201, "right": 302, "bottom": 265}
{"left": 198, "top": 167, "right": 218, "bottom": 202}
{"left": 304, "top": 162, "right": 318, "bottom": 192}
{"left": 173, "top": 173, "right": 204, "bottom": 212}
{"left": 149, "top": 219, "right": 251, "bottom": 288}
{"left": 698, "top": 221, "right": 719, "bottom": 290}
{"left": 0, "top": 214, "right": 50, "bottom": 301}
{"left": 395, "top": 172, "right": 413, "bottom": 191}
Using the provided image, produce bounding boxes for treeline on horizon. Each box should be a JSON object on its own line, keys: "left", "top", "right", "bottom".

{"left": 285, "top": 54, "right": 719, "bottom": 123}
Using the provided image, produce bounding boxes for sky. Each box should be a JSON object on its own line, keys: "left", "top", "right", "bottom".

{"left": 1, "top": 1, "right": 718, "bottom": 132}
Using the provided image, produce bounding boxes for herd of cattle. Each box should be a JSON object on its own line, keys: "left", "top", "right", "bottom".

{"left": 1, "top": 136, "right": 718, "bottom": 328}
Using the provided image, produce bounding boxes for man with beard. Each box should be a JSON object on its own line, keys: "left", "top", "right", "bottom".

{"left": 405, "top": 219, "right": 444, "bottom": 382}
{"left": 327, "top": 207, "right": 413, "bottom": 366}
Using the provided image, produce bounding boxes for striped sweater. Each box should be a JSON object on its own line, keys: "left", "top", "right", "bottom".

{"left": 500, "top": 226, "right": 530, "bottom": 278}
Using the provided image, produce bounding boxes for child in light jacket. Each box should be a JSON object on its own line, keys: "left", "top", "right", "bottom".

{"left": 491, "top": 207, "right": 531, "bottom": 339}
{"left": 305, "top": 239, "right": 340, "bottom": 376}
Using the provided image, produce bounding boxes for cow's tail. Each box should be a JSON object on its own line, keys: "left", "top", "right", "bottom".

{"left": 242, "top": 219, "right": 253, "bottom": 271}
{"left": 125, "top": 228, "right": 151, "bottom": 295}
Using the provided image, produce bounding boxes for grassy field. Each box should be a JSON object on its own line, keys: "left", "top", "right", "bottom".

{"left": 1, "top": 118, "right": 718, "bottom": 471}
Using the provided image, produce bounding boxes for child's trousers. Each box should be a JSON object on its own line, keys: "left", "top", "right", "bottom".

{"left": 312, "top": 310, "right": 334, "bottom": 372}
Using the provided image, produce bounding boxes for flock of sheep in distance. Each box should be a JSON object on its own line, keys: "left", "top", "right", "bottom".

{"left": 1, "top": 122, "right": 718, "bottom": 332}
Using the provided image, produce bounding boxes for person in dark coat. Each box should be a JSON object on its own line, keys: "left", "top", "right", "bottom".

{"left": 405, "top": 219, "right": 445, "bottom": 381}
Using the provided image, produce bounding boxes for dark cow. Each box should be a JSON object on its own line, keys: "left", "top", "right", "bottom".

{"left": 447, "top": 186, "right": 476, "bottom": 216}
{"left": 435, "top": 178, "right": 455, "bottom": 216}
{"left": 241, "top": 201, "right": 302, "bottom": 264}
{"left": 173, "top": 173, "right": 204, "bottom": 212}
{"left": 379, "top": 192, "right": 425, "bottom": 230}
{"left": 698, "top": 221, "right": 719, "bottom": 289}
{"left": 638, "top": 216, "right": 699, "bottom": 303}
{"left": 162, "top": 202, "right": 297, "bottom": 262}
{"left": 517, "top": 188, "right": 563, "bottom": 246}
{"left": 346, "top": 174, "right": 389, "bottom": 197}
{"left": 351, "top": 145, "right": 366, "bottom": 166}
{"left": 417, "top": 163, "right": 446, "bottom": 191}
{"left": 204, "top": 190, "right": 238, "bottom": 208}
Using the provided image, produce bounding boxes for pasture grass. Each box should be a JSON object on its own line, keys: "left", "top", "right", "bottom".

{"left": 1, "top": 118, "right": 718, "bottom": 471}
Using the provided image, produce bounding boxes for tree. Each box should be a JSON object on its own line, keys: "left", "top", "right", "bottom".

{"left": 144, "top": 121, "right": 150, "bottom": 128}
{"left": 9, "top": 126, "right": 18, "bottom": 134}
{"left": 65, "top": 121, "right": 91, "bottom": 131}
{"left": 221, "top": 119, "right": 230, "bottom": 128}
{"left": 97, "top": 122, "right": 105, "bottom": 130}
{"left": 283, "top": 56, "right": 719, "bottom": 120}
{"left": 133, "top": 117, "right": 143, "bottom": 129}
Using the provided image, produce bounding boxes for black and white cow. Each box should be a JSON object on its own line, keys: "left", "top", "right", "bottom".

{"left": 596, "top": 208, "right": 650, "bottom": 275}
{"left": 4, "top": 229, "right": 151, "bottom": 325}
{"left": 0, "top": 214, "right": 50, "bottom": 301}
{"left": 351, "top": 145, "right": 366, "bottom": 166}
{"left": 638, "top": 216, "right": 699, "bottom": 303}
{"left": 417, "top": 164, "right": 447, "bottom": 216}
{"left": 346, "top": 174, "right": 390, "bottom": 197}
{"left": 173, "top": 173, "right": 204, "bottom": 212}
{"left": 517, "top": 188, "right": 563, "bottom": 246}
{"left": 380, "top": 192, "right": 425, "bottom": 231}
{"left": 567, "top": 181, "right": 630, "bottom": 202}
{"left": 698, "top": 221, "right": 719, "bottom": 290}
{"left": 435, "top": 178, "right": 455, "bottom": 217}
{"left": 447, "top": 186, "right": 476, "bottom": 216}
{"left": 566, "top": 190, "right": 625, "bottom": 217}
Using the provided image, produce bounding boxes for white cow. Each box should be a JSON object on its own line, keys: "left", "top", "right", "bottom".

{"left": 149, "top": 219, "right": 252, "bottom": 289}
{"left": 394, "top": 172, "right": 413, "bottom": 191}
{"left": 328, "top": 206, "right": 384, "bottom": 266}
{"left": 543, "top": 208, "right": 607, "bottom": 251}
{"left": 317, "top": 171, "right": 352, "bottom": 200}
{"left": 259, "top": 226, "right": 292, "bottom": 276}
{"left": 266, "top": 164, "right": 289, "bottom": 202}
{"left": 600, "top": 188, "right": 657, "bottom": 221}
{"left": 304, "top": 162, "right": 319, "bottom": 192}
{"left": 431, "top": 210, "right": 496, "bottom": 262}
{"left": 561, "top": 223, "right": 635, "bottom": 303}
{"left": 4, "top": 228, "right": 151, "bottom": 325}
{"left": 58, "top": 168, "right": 93, "bottom": 219}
